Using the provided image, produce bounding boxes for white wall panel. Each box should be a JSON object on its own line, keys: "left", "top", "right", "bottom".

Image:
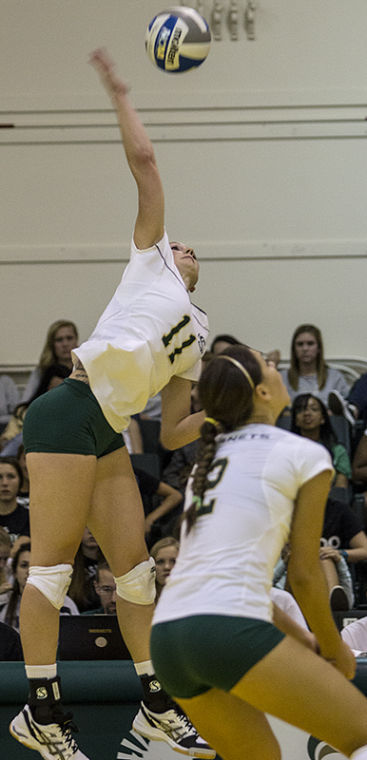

{"left": 2, "top": 0, "right": 367, "bottom": 367}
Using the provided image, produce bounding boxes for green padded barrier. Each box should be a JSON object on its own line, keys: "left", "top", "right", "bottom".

{"left": 0, "top": 660, "right": 142, "bottom": 705}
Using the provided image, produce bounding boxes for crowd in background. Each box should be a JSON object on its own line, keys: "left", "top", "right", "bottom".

{"left": 2, "top": 318, "right": 367, "bottom": 659}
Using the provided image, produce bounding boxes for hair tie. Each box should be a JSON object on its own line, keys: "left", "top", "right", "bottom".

{"left": 215, "top": 355, "right": 255, "bottom": 390}
{"left": 205, "top": 417, "right": 218, "bottom": 427}
{"left": 192, "top": 495, "right": 203, "bottom": 511}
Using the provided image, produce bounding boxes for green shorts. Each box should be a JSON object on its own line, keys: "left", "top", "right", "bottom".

{"left": 23, "top": 378, "right": 125, "bottom": 458}
{"left": 150, "top": 614, "right": 285, "bottom": 698}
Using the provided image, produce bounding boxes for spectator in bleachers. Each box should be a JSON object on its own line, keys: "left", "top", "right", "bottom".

{"left": 0, "top": 375, "right": 19, "bottom": 431}
{"left": 0, "top": 541, "right": 31, "bottom": 631}
{"left": 210, "top": 333, "right": 242, "bottom": 354}
{"left": 123, "top": 418, "right": 143, "bottom": 454}
{"left": 291, "top": 393, "right": 352, "bottom": 489}
{"left": 0, "top": 527, "right": 12, "bottom": 613}
{"left": 15, "top": 444, "right": 30, "bottom": 506}
{"left": 352, "top": 429, "right": 367, "bottom": 514}
{"left": 68, "top": 528, "right": 102, "bottom": 612}
{"left": 21, "top": 319, "right": 78, "bottom": 403}
{"left": 0, "top": 363, "right": 71, "bottom": 456}
{"left": 150, "top": 537, "right": 179, "bottom": 601}
{"left": 281, "top": 324, "right": 349, "bottom": 406}
{"left": 329, "top": 373, "right": 367, "bottom": 428}
{"left": 341, "top": 615, "right": 367, "bottom": 654}
{"left": 320, "top": 494, "right": 367, "bottom": 609}
{"left": 133, "top": 466, "right": 182, "bottom": 548}
{"left": 0, "top": 542, "right": 78, "bottom": 631}
{"left": 162, "top": 351, "right": 215, "bottom": 505}
{"left": 86, "top": 559, "right": 118, "bottom": 615}
{"left": 0, "top": 621, "right": 23, "bottom": 660}
{"left": 0, "top": 458, "right": 29, "bottom": 543}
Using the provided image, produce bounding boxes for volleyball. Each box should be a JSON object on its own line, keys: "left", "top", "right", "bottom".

{"left": 145, "top": 6, "right": 211, "bottom": 73}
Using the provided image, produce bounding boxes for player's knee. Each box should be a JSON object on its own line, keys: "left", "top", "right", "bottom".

{"left": 114, "top": 557, "right": 156, "bottom": 605}
{"left": 27, "top": 564, "right": 73, "bottom": 610}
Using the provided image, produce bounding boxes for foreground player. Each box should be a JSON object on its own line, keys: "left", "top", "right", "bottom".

{"left": 9, "top": 49, "right": 213, "bottom": 760}
{"left": 151, "top": 345, "right": 367, "bottom": 760}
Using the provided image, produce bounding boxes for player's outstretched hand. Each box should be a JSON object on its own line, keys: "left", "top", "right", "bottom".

{"left": 90, "top": 48, "right": 129, "bottom": 99}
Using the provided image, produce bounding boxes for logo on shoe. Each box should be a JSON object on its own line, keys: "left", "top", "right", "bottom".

{"left": 36, "top": 687, "right": 48, "bottom": 700}
{"left": 149, "top": 680, "right": 161, "bottom": 693}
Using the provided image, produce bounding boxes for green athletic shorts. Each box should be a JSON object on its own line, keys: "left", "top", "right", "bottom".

{"left": 150, "top": 614, "right": 285, "bottom": 698}
{"left": 23, "top": 378, "right": 125, "bottom": 458}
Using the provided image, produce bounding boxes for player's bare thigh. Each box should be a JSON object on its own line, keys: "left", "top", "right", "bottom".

{"left": 230, "top": 634, "right": 367, "bottom": 758}
{"left": 87, "top": 446, "right": 149, "bottom": 575}
{"left": 26, "top": 451, "right": 97, "bottom": 565}
{"left": 177, "top": 688, "right": 281, "bottom": 760}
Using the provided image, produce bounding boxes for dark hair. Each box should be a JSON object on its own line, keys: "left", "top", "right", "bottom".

{"left": 288, "top": 324, "right": 327, "bottom": 391}
{"left": 13, "top": 363, "right": 71, "bottom": 420}
{"left": 68, "top": 544, "right": 104, "bottom": 612}
{"left": 95, "top": 558, "right": 111, "bottom": 583}
{"left": 5, "top": 541, "right": 31, "bottom": 627}
{"left": 183, "top": 345, "right": 262, "bottom": 534}
{"left": 0, "top": 456, "right": 23, "bottom": 492}
{"left": 290, "top": 393, "right": 336, "bottom": 452}
{"left": 210, "top": 334, "right": 242, "bottom": 353}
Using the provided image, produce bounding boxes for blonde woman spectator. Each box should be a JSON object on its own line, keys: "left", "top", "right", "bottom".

{"left": 281, "top": 324, "right": 349, "bottom": 406}
{"left": 150, "top": 537, "right": 179, "bottom": 601}
{"left": 21, "top": 319, "right": 78, "bottom": 402}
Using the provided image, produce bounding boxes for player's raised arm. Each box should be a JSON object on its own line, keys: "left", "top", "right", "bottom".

{"left": 90, "top": 48, "right": 164, "bottom": 250}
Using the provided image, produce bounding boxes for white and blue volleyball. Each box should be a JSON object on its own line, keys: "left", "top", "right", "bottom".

{"left": 145, "top": 6, "right": 211, "bottom": 73}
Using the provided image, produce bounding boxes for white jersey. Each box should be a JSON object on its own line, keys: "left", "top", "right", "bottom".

{"left": 73, "top": 232, "right": 208, "bottom": 431}
{"left": 154, "top": 424, "right": 333, "bottom": 625}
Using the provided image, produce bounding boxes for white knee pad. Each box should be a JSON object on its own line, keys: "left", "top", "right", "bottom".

{"left": 115, "top": 557, "right": 156, "bottom": 605}
{"left": 27, "top": 564, "right": 73, "bottom": 610}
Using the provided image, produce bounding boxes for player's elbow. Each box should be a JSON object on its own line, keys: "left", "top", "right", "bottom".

{"left": 160, "top": 429, "right": 177, "bottom": 450}
{"left": 287, "top": 559, "right": 315, "bottom": 595}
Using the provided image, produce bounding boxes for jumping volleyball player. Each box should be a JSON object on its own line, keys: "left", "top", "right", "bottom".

{"left": 151, "top": 345, "right": 367, "bottom": 760}
{"left": 9, "top": 49, "right": 213, "bottom": 760}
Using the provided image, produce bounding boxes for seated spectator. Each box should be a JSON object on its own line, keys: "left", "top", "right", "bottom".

{"left": 68, "top": 528, "right": 102, "bottom": 612}
{"left": 0, "top": 375, "right": 19, "bottom": 430}
{"left": 0, "top": 621, "right": 23, "bottom": 661}
{"left": 210, "top": 334, "right": 242, "bottom": 354}
{"left": 0, "top": 527, "right": 12, "bottom": 612}
{"left": 341, "top": 615, "right": 367, "bottom": 654}
{"left": 320, "top": 494, "right": 367, "bottom": 609}
{"left": 291, "top": 393, "right": 352, "bottom": 489}
{"left": 352, "top": 428, "right": 367, "bottom": 516}
{"left": 270, "top": 587, "right": 307, "bottom": 629}
{"left": 274, "top": 529, "right": 356, "bottom": 611}
{"left": 123, "top": 417, "right": 143, "bottom": 454}
{"left": 0, "top": 541, "right": 31, "bottom": 631}
{"left": 15, "top": 444, "right": 29, "bottom": 506}
{"left": 0, "top": 542, "right": 78, "bottom": 631}
{"left": 0, "top": 363, "right": 71, "bottom": 455}
{"left": 133, "top": 466, "right": 182, "bottom": 548}
{"left": 85, "top": 559, "right": 117, "bottom": 615}
{"left": 281, "top": 323, "right": 350, "bottom": 406}
{"left": 329, "top": 373, "right": 367, "bottom": 428}
{"left": 150, "top": 537, "right": 179, "bottom": 601}
{"left": 21, "top": 319, "right": 78, "bottom": 402}
{"left": 0, "top": 457, "right": 30, "bottom": 543}
{"left": 162, "top": 351, "right": 215, "bottom": 507}
{"left": 162, "top": 440, "right": 198, "bottom": 503}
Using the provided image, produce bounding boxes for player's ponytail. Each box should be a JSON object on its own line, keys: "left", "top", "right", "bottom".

{"left": 183, "top": 345, "right": 262, "bottom": 534}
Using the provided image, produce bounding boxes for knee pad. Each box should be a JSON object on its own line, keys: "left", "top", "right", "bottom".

{"left": 27, "top": 564, "right": 73, "bottom": 610}
{"left": 115, "top": 557, "right": 156, "bottom": 605}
